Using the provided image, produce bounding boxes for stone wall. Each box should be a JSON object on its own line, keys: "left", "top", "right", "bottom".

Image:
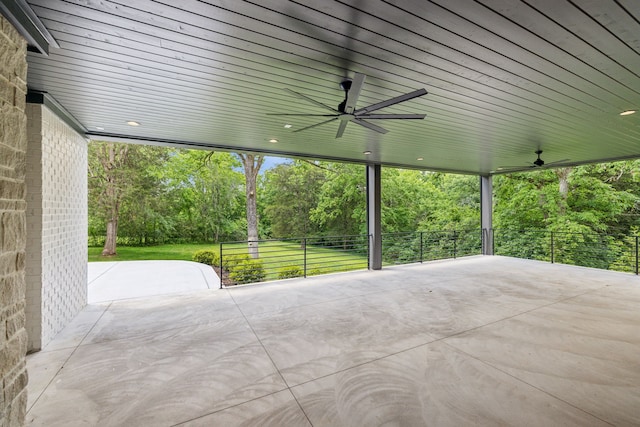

{"left": 0, "top": 14, "right": 29, "bottom": 426}
{"left": 25, "top": 104, "right": 87, "bottom": 351}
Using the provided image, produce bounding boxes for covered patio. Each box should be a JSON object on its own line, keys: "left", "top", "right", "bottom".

{"left": 3, "top": 1, "right": 640, "bottom": 424}
{"left": 26, "top": 256, "right": 640, "bottom": 426}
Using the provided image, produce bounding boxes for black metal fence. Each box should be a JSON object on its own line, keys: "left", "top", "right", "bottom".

{"left": 216, "top": 228, "right": 639, "bottom": 287}
{"left": 219, "top": 234, "right": 369, "bottom": 286}
{"left": 381, "top": 229, "right": 483, "bottom": 265}
{"left": 493, "top": 229, "right": 639, "bottom": 274}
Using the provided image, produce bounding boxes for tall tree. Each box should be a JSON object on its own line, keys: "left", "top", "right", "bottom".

{"left": 89, "top": 142, "right": 130, "bottom": 256}
{"left": 262, "top": 160, "right": 324, "bottom": 239}
{"left": 311, "top": 163, "right": 367, "bottom": 238}
{"left": 89, "top": 142, "right": 172, "bottom": 254}
{"left": 237, "top": 153, "right": 264, "bottom": 258}
{"left": 164, "top": 150, "right": 244, "bottom": 242}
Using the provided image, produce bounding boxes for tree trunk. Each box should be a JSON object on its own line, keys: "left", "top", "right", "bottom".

{"left": 99, "top": 143, "right": 128, "bottom": 256}
{"left": 239, "top": 153, "right": 264, "bottom": 258}
{"left": 102, "top": 216, "right": 118, "bottom": 256}
{"left": 556, "top": 167, "right": 572, "bottom": 215}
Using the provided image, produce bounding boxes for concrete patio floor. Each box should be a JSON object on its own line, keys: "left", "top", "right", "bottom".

{"left": 26, "top": 256, "right": 640, "bottom": 426}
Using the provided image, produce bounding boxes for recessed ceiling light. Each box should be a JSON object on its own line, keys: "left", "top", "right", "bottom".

{"left": 269, "top": 138, "right": 278, "bottom": 143}
{"left": 284, "top": 124, "right": 292, "bottom": 129}
{"left": 363, "top": 151, "right": 372, "bottom": 155}
{"left": 95, "top": 126, "right": 104, "bottom": 131}
{"left": 620, "top": 110, "right": 636, "bottom": 116}
{"left": 126, "top": 121, "right": 141, "bottom": 126}
{"left": 417, "top": 157, "right": 424, "bottom": 161}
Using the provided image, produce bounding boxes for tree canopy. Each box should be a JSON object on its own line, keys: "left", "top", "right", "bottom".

{"left": 88, "top": 141, "right": 640, "bottom": 271}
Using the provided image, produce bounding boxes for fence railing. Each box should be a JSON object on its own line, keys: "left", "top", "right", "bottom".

{"left": 493, "top": 229, "right": 639, "bottom": 274}
{"left": 381, "top": 229, "right": 483, "bottom": 265}
{"left": 217, "top": 228, "right": 639, "bottom": 287}
{"left": 219, "top": 234, "right": 369, "bottom": 286}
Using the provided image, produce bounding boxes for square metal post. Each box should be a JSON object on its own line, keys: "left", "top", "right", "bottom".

{"left": 367, "top": 164, "right": 382, "bottom": 270}
{"left": 480, "top": 175, "right": 493, "bottom": 255}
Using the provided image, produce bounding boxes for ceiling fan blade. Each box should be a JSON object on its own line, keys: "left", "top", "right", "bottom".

{"left": 544, "top": 159, "right": 571, "bottom": 167}
{"left": 292, "top": 117, "right": 339, "bottom": 133}
{"left": 284, "top": 88, "right": 338, "bottom": 113}
{"left": 267, "top": 113, "right": 338, "bottom": 116}
{"left": 352, "top": 118, "right": 388, "bottom": 134}
{"left": 336, "top": 119, "right": 349, "bottom": 138}
{"left": 495, "top": 165, "right": 534, "bottom": 171}
{"left": 357, "top": 113, "right": 426, "bottom": 119}
{"left": 355, "top": 88, "right": 428, "bottom": 115}
{"left": 343, "top": 73, "right": 365, "bottom": 114}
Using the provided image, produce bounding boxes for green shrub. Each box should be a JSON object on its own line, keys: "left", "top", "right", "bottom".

{"left": 307, "top": 268, "right": 325, "bottom": 276}
{"left": 230, "top": 259, "right": 266, "bottom": 284}
{"left": 278, "top": 265, "right": 303, "bottom": 279}
{"left": 192, "top": 249, "right": 219, "bottom": 266}
{"left": 222, "top": 253, "right": 250, "bottom": 270}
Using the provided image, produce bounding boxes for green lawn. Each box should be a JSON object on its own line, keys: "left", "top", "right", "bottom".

{"left": 88, "top": 241, "right": 368, "bottom": 280}
{"left": 88, "top": 243, "right": 218, "bottom": 262}
{"left": 221, "top": 240, "right": 368, "bottom": 280}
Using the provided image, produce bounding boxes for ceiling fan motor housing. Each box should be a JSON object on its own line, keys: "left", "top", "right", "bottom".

{"left": 338, "top": 79, "right": 352, "bottom": 112}
{"left": 340, "top": 79, "right": 352, "bottom": 91}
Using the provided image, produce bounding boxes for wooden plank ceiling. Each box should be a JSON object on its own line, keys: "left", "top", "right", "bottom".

{"left": 23, "top": 0, "right": 640, "bottom": 175}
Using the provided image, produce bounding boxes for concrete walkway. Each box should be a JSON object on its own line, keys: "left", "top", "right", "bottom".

{"left": 88, "top": 260, "right": 220, "bottom": 303}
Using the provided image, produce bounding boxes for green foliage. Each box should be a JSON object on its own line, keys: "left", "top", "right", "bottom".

{"left": 88, "top": 142, "right": 173, "bottom": 248}
{"left": 307, "top": 268, "right": 325, "bottom": 276}
{"left": 164, "top": 150, "right": 245, "bottom": 242}
{"left": 311, "top": 163, "right": 367, "bottom": 236}
{"left": 222, "top": 253, "right": 251, "bottom": 270}
{"left": 230, "top": 259, "right": 266, "bottom": 284}
{"left": 262, "top": 160, "right": 324, "bottom": 238}
{"left": 88, "top": 142, "right": 640, "bottom": 275}
{"left": 277, "top": 265, "right": 304, "bottom": 279}
{"left": 192, "top": 249, "right": 220, "bottom": 266}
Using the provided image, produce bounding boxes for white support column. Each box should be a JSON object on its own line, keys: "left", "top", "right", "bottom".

{"left": 480, "top": 175, "right": 493, "bottom": 255}
{"left": 367, "top": 164, "right": 382, "bottom": 270}
{"left": 25, "top": 99, "right": 88, "bottom": 351}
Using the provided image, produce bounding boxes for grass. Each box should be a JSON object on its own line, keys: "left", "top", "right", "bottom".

{"left": 88, "top": 243, "right": 218, "bottom": 262}
{"left": 89, "top": 241, "right": 369, "bottom": 280}
{"left": 221, "top": 240, "right": 368, "bottom": 280}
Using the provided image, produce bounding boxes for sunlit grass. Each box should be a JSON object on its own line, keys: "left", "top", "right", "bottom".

{"left": 88, "top": 243, "right": 217, "bottom": 262}
{"left": 88, "top": 241, "right": 368, "bottom": 279}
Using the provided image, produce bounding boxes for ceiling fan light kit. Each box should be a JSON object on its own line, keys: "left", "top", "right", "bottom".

{"left": 269, "top": 73, "right": 428, "bottom": 138}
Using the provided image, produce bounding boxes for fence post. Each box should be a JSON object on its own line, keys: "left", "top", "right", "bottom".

{"left": 219, "top": 242, "right": 223, "bottom": 289}
{"left": 636, "top": 236, "right": 638, "bottom": 276}
{"left": 303, "top": 237, "right": 307, "bottom": 278}
{"left": 550, "top": 232, "right": 554, "bottom": 264}
{"left": 453, "top": 231, "right": 457, "bottom": 259}
{"left": 420, "top": 231, "right": 424, "bottom": 263}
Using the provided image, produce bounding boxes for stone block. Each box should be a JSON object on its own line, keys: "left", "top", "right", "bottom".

{"left": 0, "top": 76, "right": 12, "bottom": 104}
{"left": 1, "top": 212, "right": 26, "bottom": 251}
{"left": 1, "top": 16, "right": 24, "bottom": 46}
{"left": 5, "top": 311, "right": 24, "bottom": 339}
{"left": 0, "top": 252, "right": 17, "bottom": 277}
{"left": 14, "top": 86, "right": 26, "bottom": 112}
{"left": 0, "top": 275, "right": 24, "bottom": 309}
{"left": 0, "top": 331, "right": 27, "bottom": 379}
{"left": 0, "top": 178, "right": 25, "bottom": 200}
